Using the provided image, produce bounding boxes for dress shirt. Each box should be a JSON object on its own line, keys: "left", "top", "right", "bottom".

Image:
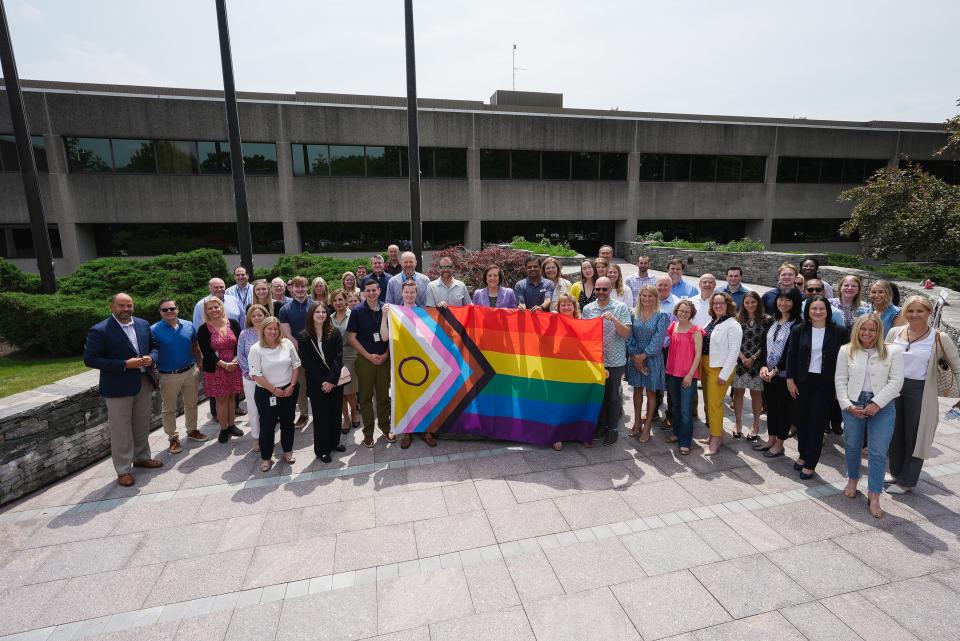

{"left": 688, "top": 296, "right": 713, "bottom": 329}
{"left": 719, "top": 284, "right": 751, "bottom": 309}
{"left": 385, "top": 271, "right": 430, "bottom": 306}
{"left": 426, "top": 278, "right": 471, "bottom": 307}
{"left": 226, "top": 283, "right": 254, "bottom": 309}
{"left": 671, "top": 279, "right": 699, "bottom": 299}
{"left": 114, "top": 316, "right": 140, "bottom": 354}
{"left": 625, "top": 274, "right": 657, "bottom": 302}
{"left": 582, "top": 299, "right": 632, "bottom": 367}
{"left": 346, "top": 302, "right": 387, "bottom": 356}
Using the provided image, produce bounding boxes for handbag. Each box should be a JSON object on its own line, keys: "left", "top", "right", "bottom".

{"left": 935, "top": 333, "right": 960, "bottom": 398}
{"left": 312, "top": 338, "right": 351, "bottom": 387}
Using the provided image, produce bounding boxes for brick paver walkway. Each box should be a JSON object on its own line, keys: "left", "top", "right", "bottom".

{"left": 2, "top": 380, "right": 960, "bottom": 641}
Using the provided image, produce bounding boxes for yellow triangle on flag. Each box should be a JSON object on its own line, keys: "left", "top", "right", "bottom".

{"left": 391, "top": 310, "right": 442, "bottom": 428}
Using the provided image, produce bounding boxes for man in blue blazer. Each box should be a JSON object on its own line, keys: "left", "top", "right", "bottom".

{"left": 83, "top": 293, "right": 163, "bottom": 486}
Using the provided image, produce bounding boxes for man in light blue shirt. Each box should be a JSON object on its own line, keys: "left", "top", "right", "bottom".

{"left": 668, "top": 258, "right": 699, "bottom": 298}
{"left": 655, "top": 276, "right": 680, "bottom": 318}
{"left": 625, "top": 254, "right": 657, "bottom": 303}
{"left": 719, "top": 266, "right": 752, "bottom": 309}
{"left": 225, "top": 265, "right": 254, "bottom": 310}
{"left": 192, "top": 278, "right": 244, "bottom": 326}
{"left": 582, "top": 277, "right": 632, "bottom": 447}
{"left": 385, "top": 251, "right": 430, "bottom": 306}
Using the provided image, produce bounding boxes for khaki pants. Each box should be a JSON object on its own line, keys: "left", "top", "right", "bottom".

{"left": 296, "top": 368, "right": 308, "bottom": 418}
{"left": 159, "top": 368, "right": 199, "bottom": 438}
{"left": 104, "top": 379, "right": 154, "bottom": 475}
{"left": 355, "top": 355, "right": 391, "bottom": 438}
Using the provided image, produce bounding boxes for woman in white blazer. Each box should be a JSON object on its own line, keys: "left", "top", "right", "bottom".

{"left": 835, "top": 313, "right": 904, "bottom": 518}
{"left": 700, "top": 292, "right": 743, "bottom": 455}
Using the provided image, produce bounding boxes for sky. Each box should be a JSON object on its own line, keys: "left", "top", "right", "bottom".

{"left": 5, "top": 0, "right": 959, "bottom": 123}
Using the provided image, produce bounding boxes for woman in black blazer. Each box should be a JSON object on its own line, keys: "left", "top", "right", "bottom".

{"left": 298, "top": 301, "right": 345, "bottom": 463}
{"left": 786, "top": 295, "right": 850, "bottom": 479}
{"left": 197, "top": 297, "right": 244, "bottom": 443}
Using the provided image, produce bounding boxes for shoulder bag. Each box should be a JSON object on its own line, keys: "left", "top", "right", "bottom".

{"left": 935, "top": 332, "right": 960, "bottom": 398}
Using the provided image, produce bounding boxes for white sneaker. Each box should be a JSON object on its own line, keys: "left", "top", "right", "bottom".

{"left": 883, "top": 473, "right": 897, "bottom": 484}
{"left": 886, "top": 484, "right": 911, "bottom": 495}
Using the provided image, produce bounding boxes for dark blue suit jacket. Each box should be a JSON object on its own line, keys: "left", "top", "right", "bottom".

{"left": 83, "top": 316, "right": 159, "bottom": 398}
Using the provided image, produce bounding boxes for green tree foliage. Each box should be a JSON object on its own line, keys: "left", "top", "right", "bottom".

{"left": 0, "top": 258, "right": 41, "bottom": 293}
{"left": 256, "top": 253, "right": 370, "bottom": 286}
{"left": 839, "top": 165, "right": 960, "bottom": 261}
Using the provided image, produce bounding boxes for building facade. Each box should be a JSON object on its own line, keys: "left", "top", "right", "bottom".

{"left": 0, "top": 80, "right": 955, "bottom": 273}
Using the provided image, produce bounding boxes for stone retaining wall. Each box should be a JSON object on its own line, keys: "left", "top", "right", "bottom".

{"left": 616, "top": 242, "right": 825, "bottom": 285}
{"left": 0, "top": 371, "right": 202, "bottom": 506}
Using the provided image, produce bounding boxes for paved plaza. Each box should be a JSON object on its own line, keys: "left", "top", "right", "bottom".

{"left": 1, "top": 383, "right": 960, "bottom": 641}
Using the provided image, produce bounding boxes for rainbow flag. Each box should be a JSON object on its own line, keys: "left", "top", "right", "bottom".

{"left": 387, "top": 305, "right": 605, "bottom": 445}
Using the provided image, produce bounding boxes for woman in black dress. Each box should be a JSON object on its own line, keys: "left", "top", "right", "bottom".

{"left": 298, "top": 302, "right": 345, "bottom": 463}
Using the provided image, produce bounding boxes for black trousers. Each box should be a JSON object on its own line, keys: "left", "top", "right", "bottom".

{"left": 309, "top": 385, "right": 344, "bottom": 456}
{"left": 792, "top": 374, "right": 832, "bottom": 469}
{"left": 763, "top": 377, "right": 792, "bottom": 440}
{"left": 599, "top": 366, "right": 625, "bottom": 433}
{"left": 255, "top": 383, "right": 298, "bottom": 460}
{"left": 890, "top": 378, "right": 926, "bottom": 487}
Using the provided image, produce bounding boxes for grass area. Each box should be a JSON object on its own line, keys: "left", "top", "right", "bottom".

{"left": 509, "top": 237, "right": 579, "bottom": 257}
{"left": 0, "top": 353, "right": 89, "bottom": 398}
{"left": 824, "top": 253, "right": 960, "bottom": 290}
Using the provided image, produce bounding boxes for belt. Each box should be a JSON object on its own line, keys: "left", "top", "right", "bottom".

{"left": 159, "top": 365, "right": 194, "bottom": 375}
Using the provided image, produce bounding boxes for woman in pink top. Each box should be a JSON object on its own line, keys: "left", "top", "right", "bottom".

{"left": 665, "top": 299, "right": 704, "bottom": 455}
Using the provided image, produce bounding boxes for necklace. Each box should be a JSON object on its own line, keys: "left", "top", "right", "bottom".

{"left": 905, "top": 326, "right": 931, "bottom": 352}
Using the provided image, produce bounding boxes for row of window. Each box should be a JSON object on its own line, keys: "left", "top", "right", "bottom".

{"left": 64, "top": 137, "right": 279, "bottom": 175}
{"left": 0, "top": 225, "right": 63, "bottom": 259}
{"left": 479, "top": 150, "right": 628, "bottom": 181}
{"left": 776, "top": 157, "right": 889, "bottom": 184}
{"left": 0, "top": 136, "right": 48, "bottom": 172}
{"left": 899, "top": 159, "right": 960, "bottom": 185}
{"left": 292, "top": 144, "right": 467, "bottom": 178}
{"left": 637, "top": 154, "right": 766, "bottom": 183}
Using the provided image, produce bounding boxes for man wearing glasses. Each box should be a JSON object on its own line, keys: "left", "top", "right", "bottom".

{"left": 802, "top": 279, "right": 845, "bottom": 327}
{"left": 152, "top": 299, "right": 208, "bottom": 453}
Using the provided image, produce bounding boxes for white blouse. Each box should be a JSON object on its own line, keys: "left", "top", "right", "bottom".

{"left": 248, "top": 340, "right": 301, "bottom": 388}
{"left": 894, "top": 330, "right": 935, "bottom": 380}
{"left": 809, "top": 327, "right": 826, "bottom": 374}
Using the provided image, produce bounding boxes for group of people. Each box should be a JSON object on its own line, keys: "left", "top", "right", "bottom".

{"left": 83, "top": 244, "right": 960, "bottom": 519}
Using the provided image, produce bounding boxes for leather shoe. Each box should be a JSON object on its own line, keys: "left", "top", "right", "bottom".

{"left": 334, "top": 444, "right": 346, "bottom": 452}
{"left": 319, "top": 453, "right": 332, "bottom": 463}
{"left": 117, "top": 473, "right": 135, "bottom": 487}
{"left": 133, "top": 459, "right": 163, "bottom": 469}
{"left": 400, "top": 434, "right": 413, "bottom": 449}
{"left": 422, "top": 433, "right": 438, "bottom": 447}
{"left": 228, "top": 425, "right": 244, "bottom": 437}
{"left": 186, "top": 430, "right": 209, "bottom": 442}
{"left": 218, "top": 429, "right": 230, "bottom": 443}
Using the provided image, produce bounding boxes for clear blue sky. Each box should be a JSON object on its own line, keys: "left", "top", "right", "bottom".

{"left": 6, "top": 0, "right": 958, "bottom": 123}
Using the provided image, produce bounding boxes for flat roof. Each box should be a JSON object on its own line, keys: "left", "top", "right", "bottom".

{"left": 0, "top": 78, "right": 947, "bottom": 133}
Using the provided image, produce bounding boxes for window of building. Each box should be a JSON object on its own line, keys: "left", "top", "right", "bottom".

{"left": 481, "top": 220, "right": 616, "bottom": 256}
{"left": 776, "top": 157, "right": 888, "bottom": 183}
{"left": 0, "top": 135, "right": 48, "bottom": 172}
{"left": 65, "top": 137, "right": 113, "bottom": 172}
{"left": 198, "top": 141, "right": 231, "bottom": 173}
{"left": 91, "top": 222, "right": 284, "bottom": 256}
{"left": 329, "top": 145, "right": 366, "bottom": 176}
{"left": 292, "top": 144, "right": 466, "bottom": 178}
{"left": 636, "top": 220, "right": 749, "bottom": 244}
{"left": 300, "top": 221, "right": 464, "bottom": 252}
{"left": 571, "top": 152, "right": 599, "bottom": 180}
{"left": 432, "top": 147, "right": 467, "bottom": 178}
{"left": 599, "top": 153, "right": 628, "bottom": 180}
{"left": 640, "top": 153, "right": 765, "bottom": 182}
{"left": 241, "top": 143, "right": 278, "bottom": 175}
{"left": 770, "top": 218, "right": 858, "bottom": 244}
{"left": 510, "top": 150, "right": 540, "bottom": 179}
{"left": 480, "top": 149, "right": 510, "bottom": 179}
{"left": 112, "top": 139, "right": 156, "bottom": 172}
{"left": 0, "top": 224, "right": 63, "bottom": 259}
{"left": 156, "top": 140, "right": 198, "bottom": 174}
{"left": 542, "top": 151, "right": 571, "bottom": 180}
{"left": 900, "top": 158, "right": 960, "bottom": 185}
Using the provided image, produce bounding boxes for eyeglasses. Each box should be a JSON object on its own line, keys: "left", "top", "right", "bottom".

{"left": 806, "top": 287, "right": 823, "bottom": 293}
{"left": 160, "top": 307, "right": 178, "bottom": 312}
{"left": 595, "top": 287, "right": 609, "bottom": 292}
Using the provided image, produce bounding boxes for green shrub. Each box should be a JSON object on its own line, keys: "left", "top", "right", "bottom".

{"left": 260, "top": 253, "right": 372, "bottom": 286}
{"left": 0, "top": 258, "right": 41, "bottom": 293}
{"left": 0, "top": 293, "right": 106, "bottom": 356}
{"left": 878, "top": 263, "right": 960, "bottom": 291}
{"left": 825, "top": 252, "right": 867, "bottom": 269}
{"left": 718, "top": 237, "right": 765, "bottom": 252}
{"left": 637, "top": 231, "right": 665, "bottom": 242}
{"left": 58, "top": 249, "right": 227, "bottom": 299}
{"left": 509, "top": 237, "right": 578, "bottom": 257}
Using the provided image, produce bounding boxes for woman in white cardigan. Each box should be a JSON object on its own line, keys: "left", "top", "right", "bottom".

{"left": 700, "top": 292, "right": 743, "bottom": 455}
{"left": 835, "top": 313, "right": 904, "bottom": 518}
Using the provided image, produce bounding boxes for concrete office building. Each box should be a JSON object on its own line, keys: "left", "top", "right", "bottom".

{"left": 0, "top": 79, "right": 956, "bottom": 273}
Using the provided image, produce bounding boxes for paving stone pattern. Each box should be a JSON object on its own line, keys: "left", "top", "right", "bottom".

{"left": 2, "top": 380, "right": 960, "bottom": 641}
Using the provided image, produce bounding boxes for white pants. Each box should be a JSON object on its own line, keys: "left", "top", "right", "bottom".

{"left": 242, "top": 376, "right": 260, "bottom": 438}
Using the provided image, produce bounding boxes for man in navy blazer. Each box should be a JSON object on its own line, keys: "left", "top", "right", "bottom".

{"left": 83, "top": 293, "right": 163, "bottom": 486}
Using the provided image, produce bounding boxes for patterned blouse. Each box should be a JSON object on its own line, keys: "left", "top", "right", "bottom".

{"left": 735, "top": 317, "right": 770, "bottom": 377}
{"left": 236, "top": 327, "right": 259, "bottom": 382}
{"left": 765, "top": 320, "right": 796, "bottom": 378}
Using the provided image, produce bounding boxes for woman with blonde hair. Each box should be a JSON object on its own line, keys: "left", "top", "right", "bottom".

{"left": 250, "top": 279, "right": 272, "bottom": 311}
{"left": 701, "top": 292, "right": 743, "bottom": 455}
{"left": 249, "top": 316, "right": 301, "bottom": 471}
{"left": 885, "top": 295, "right": 960, "bottom": 494}
{"left": 626, "top": 285, "right": 669, "bottom": 442}
{"left": 835, "top": 313, "right": 904, "bottom": 517}
{"left": 310, "top": 277, "right": 330, "bottom": 307}
{"left": 594, "top": 257, "right": 609, "bottom": 280}
{"left": 237, "top": 304, "right": 270, "bottom": 451}
{"left": 829, "top": 274, "right": 867, "bottom": 329}
{"left": 541, "top": 257, "right": 572, "bottom": 303}
{"left": 606, "top": 263, "right": 634, "bottom": 309}
{"left": 864, "top": 279, "right": 901, "bottom": 335}
{"left": 197, "top": 296, "right": 244, "bottom": 443}
{"left": 341, "top": 272, "right": 361, "bottom": 298}
{"left": 329, "top": 288, "right": 360, "bottom": 432}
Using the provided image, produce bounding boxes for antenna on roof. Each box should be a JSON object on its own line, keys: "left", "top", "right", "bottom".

{"left": 512, "top": 44, "right": 526, "bottom": 91}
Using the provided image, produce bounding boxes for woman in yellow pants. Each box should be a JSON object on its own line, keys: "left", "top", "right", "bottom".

{"left": 699, "top": 293, "right": 742, "bottom": 455}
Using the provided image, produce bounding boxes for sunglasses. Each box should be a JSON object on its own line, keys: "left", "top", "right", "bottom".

{"left": 160, "top": 307, "right": 178, "bottom": 312}
{"left": 806, "top": 287, "right": 823, "bottom": 293}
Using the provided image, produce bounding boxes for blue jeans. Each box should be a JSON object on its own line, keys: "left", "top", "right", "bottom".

{"left": 842, "top": 391, "right": 896, "bottom": 493}
{"left": 667, "top": 375, "right": 695, "bottom": 448}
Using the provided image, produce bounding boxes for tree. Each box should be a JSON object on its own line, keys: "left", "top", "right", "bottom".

{"left": 937, "top": 99, "right": 960, "bottom": 157}
{"left": 839, "top": 165, "right": 960, "bottom": 260}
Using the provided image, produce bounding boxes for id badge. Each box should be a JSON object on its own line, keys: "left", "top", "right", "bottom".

{"left": 373, "top": 332, "right": 381, "bottom": 343}
{"left": 269, "top": 396, "right": 278, "bottom": 407}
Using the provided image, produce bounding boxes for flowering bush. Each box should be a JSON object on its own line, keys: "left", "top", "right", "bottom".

{"left": 426, "top": 245, "right": 531, "bottom": 291}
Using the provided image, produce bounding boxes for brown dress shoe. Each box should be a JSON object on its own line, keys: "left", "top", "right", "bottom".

{"left": 168, "top": 437, "right": 182, "bottom": 454}
{"left": 421, "top": 433, "right": 437, "bottom": 447}
{"left": 400, "top": 434, "right": 413, "bottom": 449}
{"left": 117, "top": 473, "right": 135, "bottom": 487}
{"left": 133, "top": 459, "right": 163, "bottom": 469}
{"left": 186, "top": 430, "right": 209, "bottom": 442}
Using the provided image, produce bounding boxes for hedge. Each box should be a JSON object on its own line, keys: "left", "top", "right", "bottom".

{"left": 255, "top": 253, "right": 371, "bottom": 287}
{"left": 0, "top": 258, "right": 41, "bottom": 294}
